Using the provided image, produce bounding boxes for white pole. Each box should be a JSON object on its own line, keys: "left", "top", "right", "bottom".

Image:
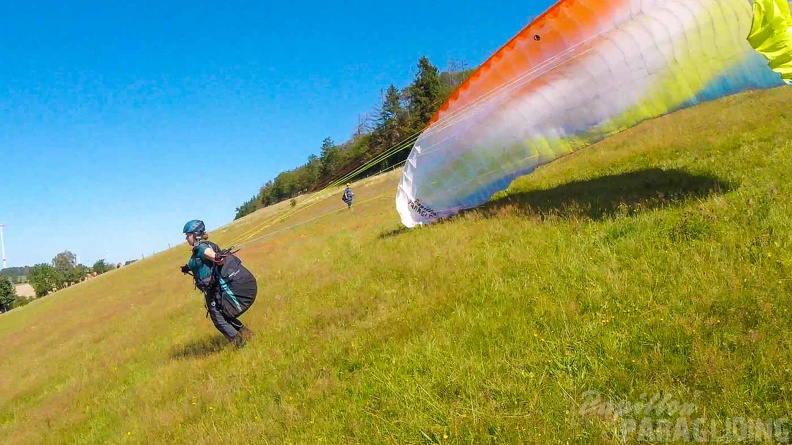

{"left": 0, "top": 224, "right": 6, "bottom": 269}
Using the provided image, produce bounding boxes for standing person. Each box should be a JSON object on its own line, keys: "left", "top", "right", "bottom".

{"left": 342, "top": 183, "right": 354, "bottom": 209}
{"left": 180, "top": 220, "right": 254, "bottom": 347}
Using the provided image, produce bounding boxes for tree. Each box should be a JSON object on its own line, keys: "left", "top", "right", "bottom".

{"left": 92, "top": 259, "right": 109, "bottom": 274}
{"left": 304, "top": 154, "right": 321, "bottom": 188}
{"left": 407, "top": 56, "right": 442, "bottom": 131}
{"left": 28, "top": 264, "right": 61, "bottom": 297}
{"left": 439, "top": 59, "right": 473, "bottom": 102}
{"left": 0, "top": 266, "right": 32, "bottom": 281}
{"left": 371, "top": 84, "right": 408, "bottom": 156}
{"left": 234, "top": 196, "right": 257, "bottom": 220}
{"left": 66, "top": 264, "right": 89, "bottom": 283}
{"left": 0, "top": 277, "right": 16, "bottom": 312}
{"left": 319, "top": 137, "right": 340, "bottom": 180}
{"left": 52, "top": 251, "right": 77, "bottom": 272}
{"left": 379, "top": 85, "right": 404, "bottom": 125}
{"left": 51, "top": 251, "right": 85, "bottom": 286}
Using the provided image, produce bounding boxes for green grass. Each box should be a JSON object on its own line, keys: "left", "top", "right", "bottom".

{"left": 1, "top": 87, "right": 792, "bottom": 444}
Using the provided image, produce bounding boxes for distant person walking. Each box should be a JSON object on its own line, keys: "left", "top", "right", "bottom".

{"left": 180, "top": 220, "right": 257, "bottom": 347}
{"left": 342, "top": 183, "right": 355, "bottom": 209}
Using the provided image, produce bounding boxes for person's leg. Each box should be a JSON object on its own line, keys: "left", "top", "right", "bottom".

{"left": 205, "top": 294, "right": 241, "bottom": 342}
{"left": 228, "top": 316, "right": 254, "bottom": 337}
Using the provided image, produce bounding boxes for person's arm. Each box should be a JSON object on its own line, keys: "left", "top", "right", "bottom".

{"left": 202, "top": 246, "right": 224, "bottom": 264}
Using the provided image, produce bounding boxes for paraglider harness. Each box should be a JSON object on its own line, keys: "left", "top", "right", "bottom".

{"left": 182, "top": 241, "right": 258, "bottom": 319}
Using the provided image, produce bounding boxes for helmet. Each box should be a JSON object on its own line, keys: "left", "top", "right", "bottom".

{"left": 346, "top": 183, "right": 351, "bottom": 187}
{"left": 183, "top": 220, "right": 205, "bottom": 235}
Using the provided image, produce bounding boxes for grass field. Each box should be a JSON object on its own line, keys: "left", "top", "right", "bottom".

{"left": 1, "top": 86, "right": 791, "bottom": 444}
{"left": 13, "top": 283, "right": 35, "bottom": 298}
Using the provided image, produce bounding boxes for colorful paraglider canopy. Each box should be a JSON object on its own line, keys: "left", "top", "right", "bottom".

{"left": 396, "top": 0, "right": 792, "bottom": 227}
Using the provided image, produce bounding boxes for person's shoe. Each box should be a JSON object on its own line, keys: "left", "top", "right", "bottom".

{"left": 230, "top": 334, "right": 246, "bottom": 348}
{"left": 238, "top": 326, "right": 254, "bottom": 340}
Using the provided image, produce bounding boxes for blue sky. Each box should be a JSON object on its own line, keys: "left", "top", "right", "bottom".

{"left": 0, "top": 0, "right": 555, "bottom": 268}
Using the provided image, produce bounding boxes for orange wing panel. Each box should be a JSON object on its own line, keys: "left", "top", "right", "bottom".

{"left": 430, "top": 0, "right": 622, "bottom": 125}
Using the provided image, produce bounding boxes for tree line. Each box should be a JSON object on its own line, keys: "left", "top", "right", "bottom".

{"left": 234, "top": 57, "right": 473, "bottom": 219}
{"left": 0, "top": 266, "right": 32, "bottom": 284}
{"left": 0, "top": 251, "right": 120, "bottom": 313}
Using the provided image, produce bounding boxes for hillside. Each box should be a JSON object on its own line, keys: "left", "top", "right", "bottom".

{"left": 0, "top": 86, "right": 790, "bottom": 444}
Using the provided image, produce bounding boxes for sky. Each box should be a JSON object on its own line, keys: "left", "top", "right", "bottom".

{"left": 0, "top": 0, "right": 556, "bottom": 268}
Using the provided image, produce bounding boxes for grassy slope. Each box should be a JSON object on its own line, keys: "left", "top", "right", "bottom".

{"left": 0, "top": 87, "right": 791, "bottom": 444}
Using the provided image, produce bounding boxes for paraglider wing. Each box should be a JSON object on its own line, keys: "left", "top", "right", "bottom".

{"left": 396, "top": 0, "right": 792, "bottom": 227}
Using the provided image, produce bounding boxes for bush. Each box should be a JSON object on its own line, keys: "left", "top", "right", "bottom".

{"left": 0, "top": 277, "right": 17, "bottom": 312}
